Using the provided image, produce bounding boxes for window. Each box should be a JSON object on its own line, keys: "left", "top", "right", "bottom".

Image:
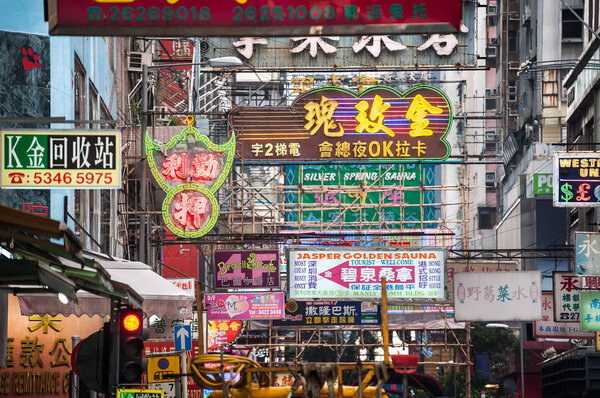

{"left": 486, "top": 172, "right": 496, "bottom": 189}
{"left": 562, "top": 8, "right": 583, "bottom": 39}
{"left": 74, "top": 55, "right": 87, "bottom": 129}
{"left": 89, "top": 81, "right": 98, "bottom": 129}
{"left": 485, "top": 131, "right": 497, "bottom": 142}
{"left": 486, "top": 98, "right": 497, "bottom": 110}
{"left": 488, "top": 5, "right": 497, "bottom": 15}
{"left": 478, "top": 207, "right": 497, "bottom": 229}
{"left": 508, "top": 31, "right": 517, "bottom": 52}
{"left": 100, "top": 99, "right": 116, "bottom": 129}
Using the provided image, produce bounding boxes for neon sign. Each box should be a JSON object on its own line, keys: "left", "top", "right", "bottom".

{"left": 231, "top": 85, "right": 453, "bottom": 162}
{"left": 145, "top": 116, "right": 235, "bottom": 238}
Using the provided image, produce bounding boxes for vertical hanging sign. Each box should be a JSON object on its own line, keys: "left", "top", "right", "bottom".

{"left": 145, "top": 116, "right": 235, "bottom": 238}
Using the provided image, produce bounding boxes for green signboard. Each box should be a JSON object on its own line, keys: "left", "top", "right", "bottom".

{"left": 580, "top": 291, "right": 600, "bottom": 331}
{"left": 285, "top": 163, "right": 437, "bottom": 229}
{"left": 533, "top": 173, "right": 553, "bottom": 195}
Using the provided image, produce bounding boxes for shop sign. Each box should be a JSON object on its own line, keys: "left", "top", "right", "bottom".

{"left": 287, "top": 248, "right": 446, "bottom": 300}
{"left": 552, "top": 272, "right": 600, "bottom": 322}
{"left": 453, "top": 271, "right": 542, "bottom": 322}
{"left": 1, "top": 130, "right": 121, "bottom": 188}
{"left": 207, "top": 321, "right": 244, "bottom": 351}
{"left": 214, "top": 250, "right": 279, "bottom": 289}
{"left": 204, "top": 292, "right": 285, "bottom": 320}
{"left": 446, "top": 260, "right": 518, "bottom": 301}
{"left": 1, "top": 295, "right": 104, "bottom": 397}
{"left": 580, "top": 291, "right": 600, "bottom": 331}
{"left": 553, "top": 152, "right": 600, "bottom": 206}
{"left": 575, "top": 232, "right": 600, "bottom": 275}
{"left": 117, "top": 389, "right": 164, "bottom": 398}
{"left": 145, "top": 117, "right": 235, "bottom": 238}
{"left": 533, "top": 173, "right": 553, "bottom": 195}
{"left": 284, "top": 163, "right": 437, "bottom": 229}
{"left": 231, "top": 85, "right": 452, "bottom": 163}
{"left": 48, "top": 0, "right": 461, "bottom": 37}
{"left": 272, "top": 300, "right": 381, "bottom": 327}
{"left": 533, "top": 292, "right": 594, "bottom": 338}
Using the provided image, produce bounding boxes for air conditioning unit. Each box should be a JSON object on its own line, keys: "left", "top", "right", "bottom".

{"left": 508, "top": 86, "right": 517, "bottom": 95}
{"left": 127, "top": 51, "right": 152, "bottom": 73}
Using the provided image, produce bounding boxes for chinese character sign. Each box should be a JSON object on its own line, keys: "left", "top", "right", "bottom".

{"left": 145, "top": 116, "right": 235, "bottom": 238}
{"left": 575, "top": 232, "right": 600, "bottom": 275}
{"left": 49, "top": 0, "right": 462, "bottom": 37}
{"left": 214, "top": 250, "right": 279, "bottom": 289}
{"left": 552, "top": 271, "right": 600, "bottom": 322}
{"left": 534, "top": 292, "right": 594, "bottom": 338}
{"left": 207, "top": 321, "right": 244, "bottom": 351}
{"left": 2, "top": 130, "right": 120, "bottom": 188}
{"left": 287, "top": 248, "right": 445, "bottom": 299}
{"left": 231, "top": 85, "right": 452, "bottom": 162}
{"left": 446, "top": 260, "right": 518, "bottom": 301}
{"left": 580, "top": 291, "right": 600, "bottom": 331}
{"left": 453, "top": 271, "right": 542, "bottom": 322}
{"left": 204, "top": 292, "right": 285, "bottom": 320}
{"left": 272, "top": 300, "right": 381, "bottom": 327}
{"left": 553, "top": 152, "right": 600, "bottom": 207}
{"left": 285, "top": 163, "right": 436, "bottom": 230}
{"left": 533, "top": 173, "right": 553, "bottom": 195}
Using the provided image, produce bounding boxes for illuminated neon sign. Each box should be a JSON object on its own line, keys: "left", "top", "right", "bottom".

{"left": 145, "top": 116, "right": 235, "bottom": 238}
{"left": 231, "top": 85, "right": 453, "bottom": 162}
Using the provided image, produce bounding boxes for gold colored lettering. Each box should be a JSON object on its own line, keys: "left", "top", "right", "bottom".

{"left": 572, "top": 159, "right": 579, "bottom": 167}
{"left": 368, "top": 142, "right": 380, "bottom": 157}
{"left": 591, "top": 169, "right": 599, "bottom": 178}
{"left": 559, "top": 159, "right": 571, "bottom": 167}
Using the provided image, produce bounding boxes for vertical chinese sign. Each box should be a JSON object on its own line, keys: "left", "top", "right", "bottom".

{"left": 230, "top": 85, "right": 452, "bottom": 162}
{"left": 534, "top": 292, "right": 594, "bottom": 338}
{"left": 453, "top": 271, "right": 542, "bottom": 321}
{"left": 580, "top": 291, "right": 600, "bottom": 331}
{"left": 214, "top": 250, "right": 279, "bottom": 289}
{"left": 2, "top": 130, "right": 121, "bottom": 188}
{"left": 145, "top": 117, "right": 235, "bottom": 238}
{"left": 574, "top": 232, "right": 600, "bottom": 275}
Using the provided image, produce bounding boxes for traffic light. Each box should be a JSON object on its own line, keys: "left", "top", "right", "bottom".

{"left": 72, "top": 323, "right": 110, "bottom": 393}
{"left": 117, "top": 307, "right": 148, "bottom": 385}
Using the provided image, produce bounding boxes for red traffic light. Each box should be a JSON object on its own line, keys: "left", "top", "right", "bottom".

{"left": 122, "top": 313, "right": 141, "bottom": 333}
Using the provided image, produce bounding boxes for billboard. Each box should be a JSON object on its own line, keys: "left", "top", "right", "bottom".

{"left": 48, "top": 0, "right": 462, "bottom": 37}
{"left": 575, "top": 232, "right": 600, "bottom": 275}
{"left": 272, "top": 300, "right": 381, "bottom": 327}
{"left": 533, "top": 292, "right": 594, "bottom": 338}
{"left": 552, "top": 272, "right": 600, "bottom": 322}
{"left": 214, "top": 250, "right": 279, "bottom": 289}
{"left": 231, "top": 85, "right": 452, "bottom": 162}
{"left": 204, "top": 292, "right": 285, "bottom": 320}
{"left": 580, "top": 291, "right": 600, "bottom": 331}
{"left": 285, "top": 163, "right": 437, "bottom": 229}
{"left": 287, "top": 248, "right": 446, "bottom": 300}
{"left": 553, "top": 152, "right": 600, "bottom": 207}
{"left": 145, "top": 120, "right": 235, "bottom": 238}
{"left": 453, "top": 271, "right": 542, "bottom": 322}
{"left": 446, "top": 260, "right": 519, "bottom": 301}
{"left": 2, "top": 130, "right": 121, "bottom": 188}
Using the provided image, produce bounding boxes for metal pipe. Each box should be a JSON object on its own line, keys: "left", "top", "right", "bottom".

{"left": 381, "top": 277, "right": 389, "bottom": 365}
{"left": 140, "top": 64, "right": 148, "bottom": 263}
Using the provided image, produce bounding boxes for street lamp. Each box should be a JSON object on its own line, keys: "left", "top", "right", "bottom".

{"left": 486, "top": 323, "right": 525, "bottom": 398}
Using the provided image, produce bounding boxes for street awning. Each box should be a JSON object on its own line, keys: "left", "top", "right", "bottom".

{"left": 18, "top": 251, "right": 194, "bottom": 318}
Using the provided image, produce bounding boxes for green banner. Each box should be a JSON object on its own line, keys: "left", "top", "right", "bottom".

{"left": 285, "top": 163, "right": 437, "bottom": 229}
{"left": 533, "top": 173, "right": 552, "bottom": 195}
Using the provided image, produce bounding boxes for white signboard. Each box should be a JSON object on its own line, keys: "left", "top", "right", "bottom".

{"left": 453, "top": 271, "right": 542, "bottom": 321}
{"left": 534, "top": 292, "right": 594, "bottom": 338}
{"left": 287, "top": 248, "right": 445, "bottom": 299}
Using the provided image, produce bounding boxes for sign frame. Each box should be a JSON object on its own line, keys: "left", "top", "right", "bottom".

{"left": 553, "top": 151, "right": 600, "bottom": 207}
{"left": 286, "top": 247, "right": 447, "bottom": 300}
{"left": 1, "top": 129, "right": 121, "bottom": 189}
{"left": 205, "top": 292, "right": 286, "bottom": 320}
{"left": 273, "top": 300, "right": 381, "bottom": 327}
{"left": 533, "top": 291, "right": 594, "bottom": 339}
{"left": 147, "top": 355, "right": 181, "bottom": 384}
{"left": 48, "top": 0, "right": 462, "bottom": 37}
{"left": 117, "top": 389, "right": 164, "bottom": 398}
{"left": 213, "top": 250, "right": 280, "bottom": 290}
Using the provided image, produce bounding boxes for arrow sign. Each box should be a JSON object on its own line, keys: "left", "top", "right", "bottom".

{"left": 174, "top": 325, "right": 192, "bottom": 352}
{"left": 318, "top": 261, "right": 415, "bottom": 289}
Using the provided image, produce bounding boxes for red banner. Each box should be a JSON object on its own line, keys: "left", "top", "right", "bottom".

{"left": 49, "top": 0, "right": 462, "bottom": 36}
